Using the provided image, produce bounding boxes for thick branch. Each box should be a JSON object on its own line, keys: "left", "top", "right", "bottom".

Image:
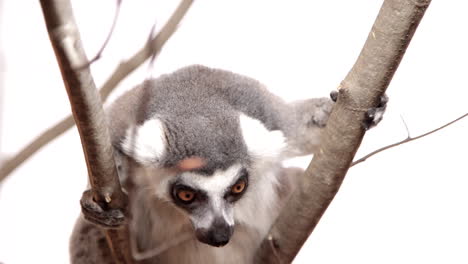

{"left": 39, "top": 0, "right": 132, "bottom": 263}
{"left": 0, "top": 0, "right": 192, "bottom": 183}
{"left": 255, "top": 0, "right": 431, "bottom": 263}
{"left": 40, "top": 0, "right": 125, "bottom": 212}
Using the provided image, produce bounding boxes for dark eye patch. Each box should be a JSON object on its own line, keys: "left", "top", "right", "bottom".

{"left": 170, "top": 182, "right": 207, "bottom": 211}
{"left": 224, "top": 168, "right": 249, "bottom": 203}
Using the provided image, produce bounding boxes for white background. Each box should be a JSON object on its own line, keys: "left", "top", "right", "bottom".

{"left": 1, "top": 1, "right": 467, "bottom": 263}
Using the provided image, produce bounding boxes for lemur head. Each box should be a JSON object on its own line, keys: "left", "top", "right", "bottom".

{"left": 108, "top": 66, "right": 293, "bottom": 247}
{"left": 119, "top": 112, "right": 286, "bottom": 247}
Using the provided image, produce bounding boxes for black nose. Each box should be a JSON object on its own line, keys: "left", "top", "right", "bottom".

{"left": 209, "top": 227, "right": 231, "bottom": 247}
{"left": 195, "top": 218, "right": 233, "bottom": 247}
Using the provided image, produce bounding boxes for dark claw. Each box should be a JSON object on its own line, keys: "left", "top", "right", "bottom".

{"left": 330, "top": 90, "right": 338, "bottom": 102}
{"left": 377, "top": 94, "right": 389, "bottom": 108}
{"left": 363, "top": 94, "right": 388, "bottom": 130}
{"left": 80, "top": 190, "right": 126, "bottom": 228}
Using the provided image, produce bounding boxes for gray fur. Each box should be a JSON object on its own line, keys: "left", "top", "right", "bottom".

{"left": 70, "top": 216, "right": 114, "bottom": 264}
{"left": 107, "top": 65, "right": 331, "bottom": 172}
{"left": 71, "top": 65, "right": 338, "bottom": 264}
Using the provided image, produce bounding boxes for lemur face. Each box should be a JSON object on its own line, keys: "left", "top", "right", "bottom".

{"left": 168, "top": 164, "right": 249, "bottom": 247}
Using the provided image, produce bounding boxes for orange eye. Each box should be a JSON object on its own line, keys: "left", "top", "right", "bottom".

{"left": 231, "top": 180, "right": 246, "bottom": 194}
{"left": 177, "top": 190, "right": 196, "bottom": 202}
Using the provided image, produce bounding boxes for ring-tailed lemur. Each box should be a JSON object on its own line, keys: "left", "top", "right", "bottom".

{"left": 70, "top": 65, "right": 386, "bottom": 264}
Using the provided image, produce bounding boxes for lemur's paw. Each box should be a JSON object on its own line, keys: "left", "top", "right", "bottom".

{"left": 308, "top": 97, "right": 334, "bottom": 128}
{"left": 80, "top": 189, "right": 126, "bottom": 228}
{"left": 363, "top": 94, "right": 388, "bottom": 130}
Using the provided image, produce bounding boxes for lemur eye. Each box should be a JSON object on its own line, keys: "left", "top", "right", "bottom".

{"left": 176, "top": 190, "right": 196, "bottom": 203}
{"left": 231, "top": 179, "right": 246, "bottom": 194}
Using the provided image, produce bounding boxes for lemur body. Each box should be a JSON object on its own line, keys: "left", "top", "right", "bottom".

{"left": 70, "top": 65, "right": 383, "bottom": 263}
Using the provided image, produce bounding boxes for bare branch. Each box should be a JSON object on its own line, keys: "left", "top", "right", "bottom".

{"left": 0, "top": 0, "right": 4, "bottom": 164}
{"left": 351, "top": 112, "right": 468, "bottom": 167}
{"left": 39, "top": 0, "right": 133, "bottom": 262}
{"left": 400, "top": 115, "right": 411, "bottom": 138}
{"left": 100, "top": 0, "right": 194, "bottom": 99}
{"left": 145, "top": 21, "right": 159, "bottom": 75}
{"left": 0, "top": 0, "right": 193, "bottom": 183}
{"left": 40, "top": 0, "right": 123, "bottom": 201}
{"left": 76, "top": 0, "right": 122, "bottom": 69}
{"left": 0, "top": 115, "right": 74, "bottom": 183}
{"left": 255, "top": 0, "right": 432, "bottom": 263}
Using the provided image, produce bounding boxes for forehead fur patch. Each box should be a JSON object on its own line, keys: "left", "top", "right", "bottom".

{"left": 178, "top": 164, "right": 243, "bottom": 194}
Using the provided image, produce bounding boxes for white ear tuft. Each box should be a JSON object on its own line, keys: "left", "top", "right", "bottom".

{"left": 121, "top": 118, "right": 166, "bottom": 165}
{"left": 239, "top": 114, "right": 286, "bottom": 160}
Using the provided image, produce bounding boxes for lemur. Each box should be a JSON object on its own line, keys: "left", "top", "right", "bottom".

{"left": 70, "top": 65, "right": 386, "bottom": 264}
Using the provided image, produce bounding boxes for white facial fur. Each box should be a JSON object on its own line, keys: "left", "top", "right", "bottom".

{"left": 179, "top": 164, "right": 242, "bottom": 197}
{"left": 121, "top": 118, "right": 166, "bottom": 165}
{"left": 146, "top": 162, "right": 281, "bottom": 240}
{"left": 175, "top": 164, "right": 243, "bottom": 229}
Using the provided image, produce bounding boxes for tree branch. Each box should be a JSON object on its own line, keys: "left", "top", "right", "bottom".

{"left": 0, "top": 115, "right": 74, "bottom": 183}
{"left": 39, "top": 0, "right": 133, "bottom": 262}
{"left": 76, "top": 0, "right": 122, "bottom": 69}
{"left": 351, "top": 112, "right": 468, "bottom": 167}
{"left": 255, "top": 0, "right": 432, "bottom": 263}
{"left": 0, "top": 0, "right": 4, "bottom": 165}
{"left": 0, "top": 0, "right": 193, "bottom": 183}
{"left": 40, "top": 0, "right": 126, "bottom": 209}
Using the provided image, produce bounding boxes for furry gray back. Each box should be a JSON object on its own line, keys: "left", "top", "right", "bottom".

{"left": 107, "top": 65, "right": 293, "bottom": 173}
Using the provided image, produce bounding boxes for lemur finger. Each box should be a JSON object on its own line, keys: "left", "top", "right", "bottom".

{"left": 363, "top": 94, "right": 388, "bottom": 130}
{"left": 80, "top": 189, "right": 126, "bottom": 228}
{"left": 377, "top": 94, "right": 389, "bottom": 108}
{"left": 330, "top": 90, "right": 339, "bottom": 102}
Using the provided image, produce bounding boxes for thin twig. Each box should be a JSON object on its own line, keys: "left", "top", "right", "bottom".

{"left": 0, "top": 115, "right": 74, "bottom": 183}
{"left": 400, "top": 114, "right": 411, "bottom": 138}
{"left": 351, "top": 112, "right": 468, "bottom": 167}
{"left": 145, "top": 21, "right": 159, "bottom": 76}
{"left": 0, "top": 0, "right": 4, "bottom": 165}
{"left": 76, "top": 0, "right": 122, "bottom": 69}
{"left": 101, "top": 0, "right": 194, "bottom": 100}
{"left": 0, "top": 0, "right": 193, "bottom": 183}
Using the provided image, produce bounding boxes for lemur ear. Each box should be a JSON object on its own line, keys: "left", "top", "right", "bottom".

{"left": 121, "top": 118, "right": 166, "bottom": 165}
{"left": 239, "top": 114, "right": 286, "bottom": 160}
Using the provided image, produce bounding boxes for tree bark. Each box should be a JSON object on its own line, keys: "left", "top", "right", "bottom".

{"left": 0, "top": 0, "right": 4, "bottom": 158}
{"left": 255, "top": 0, "right": 432, "bottom": 263}
{"left": 39, "top": 0, "right": 133, "bottom": 263}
